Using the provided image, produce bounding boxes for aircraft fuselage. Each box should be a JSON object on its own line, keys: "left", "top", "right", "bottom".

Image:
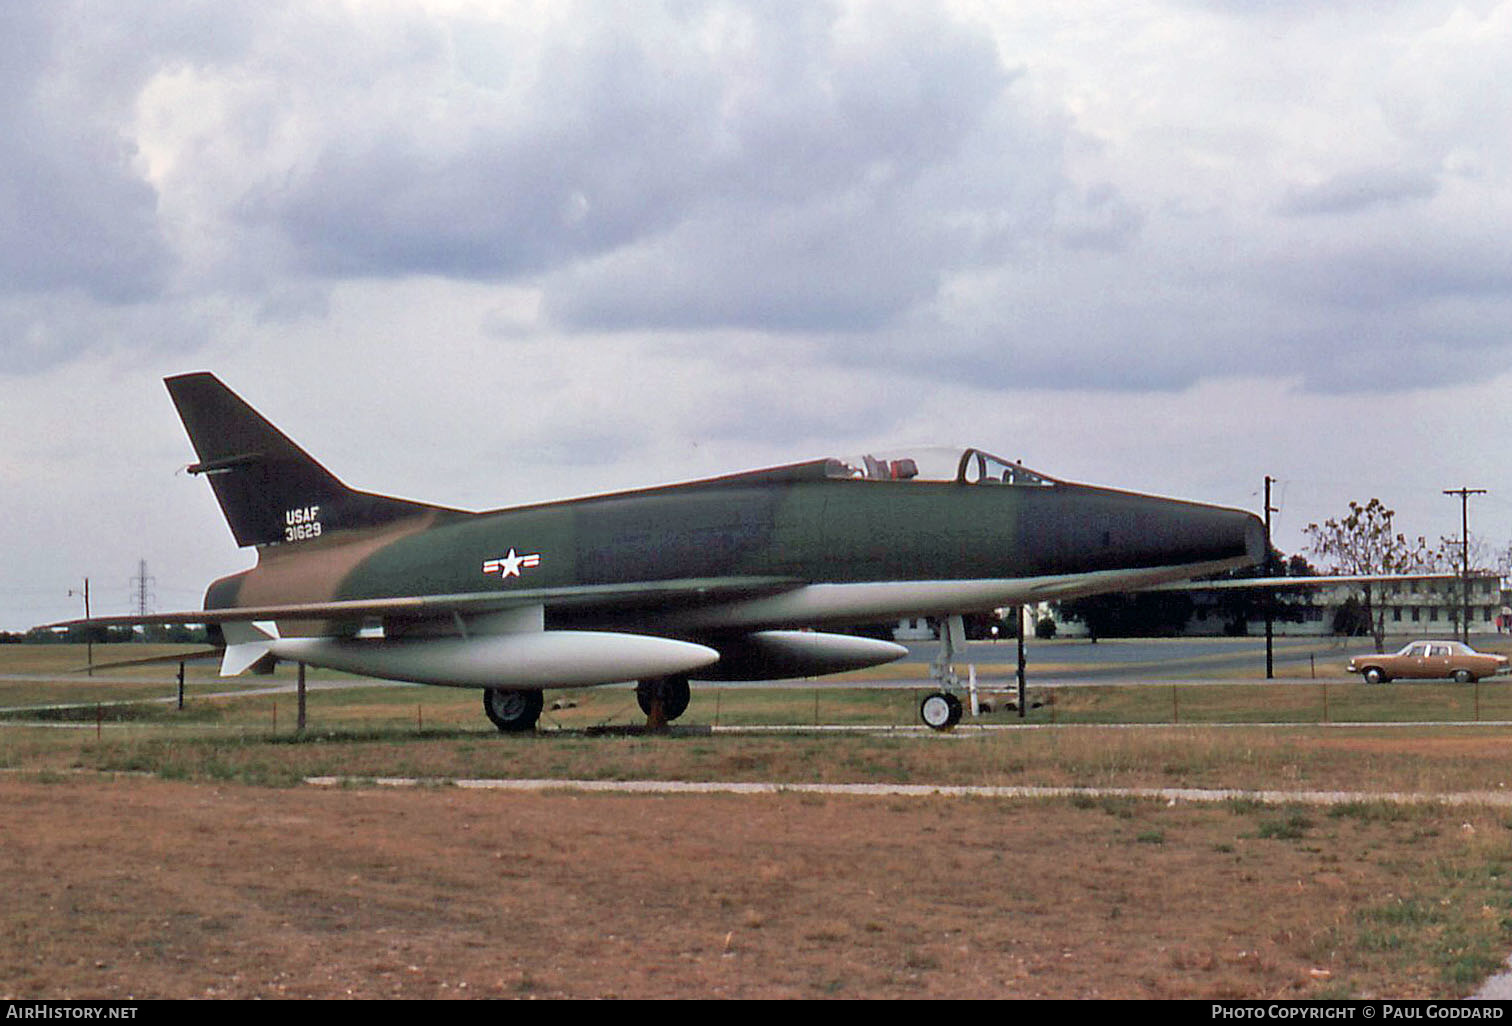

{"left": 205, "top": 458, "right": 1264, "bottom": 641}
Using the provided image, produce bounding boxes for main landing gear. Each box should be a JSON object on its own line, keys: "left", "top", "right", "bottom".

{"left": 483, "top": 676, "right": 692, "bottom": 733}
{"left": 483, "top": 688, "right": 544, "bottom": 732}
{"left": 636, "top": 674, "right": 691, "bottom": 728}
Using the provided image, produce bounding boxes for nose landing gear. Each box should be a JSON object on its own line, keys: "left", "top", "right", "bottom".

{"left": 920, "top": 613, "right": 970, "bottom": 731}
{"left": 920, "top": 690, "right": 963, "bottom": 730}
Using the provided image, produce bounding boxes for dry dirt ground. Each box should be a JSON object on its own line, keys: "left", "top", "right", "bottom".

{"left": 3, "top": 773, "right": 1506, "bottom": 1000}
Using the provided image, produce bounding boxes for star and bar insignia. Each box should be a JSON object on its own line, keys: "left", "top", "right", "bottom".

{"left": 482, "top": 549, "right": 542, "bottom": 579}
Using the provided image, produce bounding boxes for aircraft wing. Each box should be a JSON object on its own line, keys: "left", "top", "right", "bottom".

{"left": 46, "top": 575, "right": 806, "bottom": 630}
{"left": 1143, "top": 573, "right": 1462, "bottom": 591}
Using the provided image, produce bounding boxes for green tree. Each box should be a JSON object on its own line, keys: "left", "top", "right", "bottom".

{"left": 1199, "top": 545, "right": 1317, "bottom": 636}
{"left": 1331, "top": 595, "right": 1372, "bottom": 636}
{"left": 1056, "top": 592, "right": 1195, "bottom": 638}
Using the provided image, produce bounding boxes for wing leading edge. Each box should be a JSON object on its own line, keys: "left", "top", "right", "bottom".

{"left": 47, "top": 576, "right": 807, "bottom": 631}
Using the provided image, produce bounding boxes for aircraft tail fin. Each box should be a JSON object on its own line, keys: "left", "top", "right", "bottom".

{"left": 166, "top": 373, "right": 452, "bottom": 548}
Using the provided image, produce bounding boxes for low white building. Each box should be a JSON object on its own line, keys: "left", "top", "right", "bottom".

{"left": 1183, "top": 572, "right": 1506, "bottom": 637}
{"left": 1029, "top": 573, "right": 1508, "bottom": 639}
{"left": 897, "top": 576, "right": 1510, "bottom": 641}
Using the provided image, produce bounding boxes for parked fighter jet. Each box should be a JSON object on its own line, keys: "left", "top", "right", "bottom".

{"left": 63, "top": 373, "right": 1264, "bottom": 730}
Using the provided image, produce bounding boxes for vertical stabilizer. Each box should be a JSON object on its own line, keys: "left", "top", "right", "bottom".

{"left": 166, "top": 373, "right": 454, "bottom": 547}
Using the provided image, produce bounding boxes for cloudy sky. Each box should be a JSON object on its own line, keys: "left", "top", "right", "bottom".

{"left": 4, "top": 0, "right": 1512, "bottom": 629}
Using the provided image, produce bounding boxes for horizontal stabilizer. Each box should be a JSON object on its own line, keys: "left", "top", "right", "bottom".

{"left": 221, "top": 642, "right": 273, "bottom": 677}
{"left": 62, "top": 647, "right": 219, "bottom": 674}
{"left": 220, "top": 620, "right": 279, "bottom": 676}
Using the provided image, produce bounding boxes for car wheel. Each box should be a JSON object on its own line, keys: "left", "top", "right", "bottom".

{"left": 1362, "top": 668, "right": 1386, "bottom": 684}
{"left": 1453, "top": 669, "right": 1475, "bottom": 684}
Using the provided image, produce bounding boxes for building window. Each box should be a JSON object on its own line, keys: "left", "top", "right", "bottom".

{"left": 1412, "top": 607, "right": 1421, "bottom": 622}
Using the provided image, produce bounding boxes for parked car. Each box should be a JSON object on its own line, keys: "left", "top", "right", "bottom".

{"left": 1348, "top": 640, "right": 1510, "bottom": 684}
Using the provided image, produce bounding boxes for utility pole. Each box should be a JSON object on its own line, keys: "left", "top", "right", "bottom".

{"left": 68, "top": 578, "right": 91, "bottom": 675}
{"left": 1443, "top": 488, "right": 1486, "bottom": 645}
{"left": 1264, "top": 475, "right": 1278, "bottom": 680}
{"left": 1015, "top": 605, "right": 1026, "bottom": 719}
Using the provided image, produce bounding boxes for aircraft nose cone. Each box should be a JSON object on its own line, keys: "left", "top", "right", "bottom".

{"left": 1081, "top": 488, "right": 1266, "bottom": 575}
{"left": 1244, "top": 513, "right": 1268, "bottom": 566}
{"left": 1169, "top": 501, "right": 1267, "bottom": 571}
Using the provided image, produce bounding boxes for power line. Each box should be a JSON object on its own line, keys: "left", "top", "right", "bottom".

{"left": 1443, "top": 488, "right": 1487, "bottom": 645}
{"left": 130, "top": 558, "right": 155, "bottom": 618}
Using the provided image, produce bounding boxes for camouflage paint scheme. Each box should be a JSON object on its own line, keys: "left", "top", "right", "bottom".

{"left": 67, "top": 374, "right": 1265, "bottom": 726}
{"left": 207, "top": 459, "right": 1263, "bottom": 630}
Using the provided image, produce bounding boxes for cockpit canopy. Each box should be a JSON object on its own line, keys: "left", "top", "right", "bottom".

{"left": 825, "top": 447, "right": 1057, "bottom": 487}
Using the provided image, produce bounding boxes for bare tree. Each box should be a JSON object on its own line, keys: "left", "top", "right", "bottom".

{"left": 1304, "top": 499, "right": 1435, "bottom": 652}
{"left": 1494, "top": 540, "right": 1512, "bottom": 580}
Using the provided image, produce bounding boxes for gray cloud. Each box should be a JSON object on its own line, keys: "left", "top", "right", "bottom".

{"left": 0, "top": 292, "right": 215, "bottom": 375}
{"left": 247, "top": 0, "right": 1033, "bottom": 335}
{"left": 3, "top": 0, "right": 1512, "bottom": 400}
{"left": 0, "top": 6, "right": 171, "bottom": 304}
{"left": 1277, "top": 166, "right": 1440, "bottom": 217}
{"left": 257, "top": 17, "right": 721, "bottom": 278}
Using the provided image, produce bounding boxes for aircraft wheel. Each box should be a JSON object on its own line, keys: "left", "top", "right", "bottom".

{"left": 920, "top": 692, "right": 962, "bottom": 731}
{"left": 1454, "top": 669, "right": 1475, "bottom": 684}
{"left": 483, "top": 688, "right": 544, "bottom": 732}
{"left": 636, "top": 675, "right": 691, "bottom": 722}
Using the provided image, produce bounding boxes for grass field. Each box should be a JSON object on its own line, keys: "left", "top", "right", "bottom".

{"left": 4, "top": 642, "right": 1512, "bottom": 998}
{"left": 8, "top": 642, "right": 1512, "bottom": 804}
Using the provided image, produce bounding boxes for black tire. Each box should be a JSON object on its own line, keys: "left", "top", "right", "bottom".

{"left": 483, "top": 688, "right": 544, "bottom": 732}
{"left": 920, "top": 692, "right": 956, "bottom": 731}
{"left": 1453, "top": 669, "right": 1475, "bottom": 684}
{"left": 636, "top": 675, "right": 691, "bottom": 721}
{"left": 1362, "top": 668, "right": 1387, "bottom": 685}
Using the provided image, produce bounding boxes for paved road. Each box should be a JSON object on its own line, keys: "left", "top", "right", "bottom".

{"left": 898, "top": 634, "right": 1512, "bottom": 683}
{"left": 305, "top": 774, "right": 1512, "bottom": 807}
{"left": 902, "top": 635, "right": 1361, "bottom": 671}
